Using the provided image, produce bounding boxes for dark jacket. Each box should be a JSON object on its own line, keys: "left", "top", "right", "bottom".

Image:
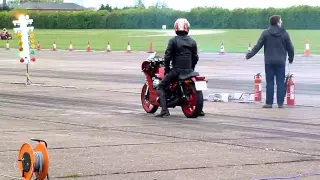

{"left": 246, "top": 25, "right": 294, "bottom": 64}
{"left": 164, "top": 35, "right": 199, "bottom": 72}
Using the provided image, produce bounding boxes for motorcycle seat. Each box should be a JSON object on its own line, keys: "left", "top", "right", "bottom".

{"left": 178, "top": 71, "right": 199, "bottom": 80}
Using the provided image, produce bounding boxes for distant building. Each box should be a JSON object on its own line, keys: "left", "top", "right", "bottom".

{"left": 69, "top": 0, "right": 85, "bottom": 6}
{"left": 18, "top": 2, "right": 87, "bottom": 12}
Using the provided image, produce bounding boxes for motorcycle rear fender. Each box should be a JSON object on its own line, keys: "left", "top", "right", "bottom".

{"left": 181, "top": 76, "right": 207, "bottom": 86}
{"left": 189, "top": 76, "right": 207, "bottom": 82}
{"left": 195, "top": 76, "right": 206, "bottom": 81}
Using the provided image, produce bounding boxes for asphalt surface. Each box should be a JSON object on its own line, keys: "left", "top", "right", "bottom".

{"left": 0, "top": 49, "right": 319, "bottom": 180}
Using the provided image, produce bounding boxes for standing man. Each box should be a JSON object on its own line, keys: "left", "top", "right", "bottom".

{"left": 245, "top": 15, "right": 294, "bottom": 108}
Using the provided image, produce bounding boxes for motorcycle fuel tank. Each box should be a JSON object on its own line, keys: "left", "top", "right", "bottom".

{"left": 154, "top": 66, "right": 165, "bottom": 79}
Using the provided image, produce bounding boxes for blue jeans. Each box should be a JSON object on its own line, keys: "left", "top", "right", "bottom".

{"left": 265, "top": 64, "right": 285, "bottom": 105}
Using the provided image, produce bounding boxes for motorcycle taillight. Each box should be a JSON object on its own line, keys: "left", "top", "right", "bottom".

{"left": 195, "top": 76, "right": 205, "bottom": 81}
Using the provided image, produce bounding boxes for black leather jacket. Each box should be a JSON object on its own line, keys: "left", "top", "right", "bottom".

{"left": 164, "top": 35, "right": 199, "bottom": 72}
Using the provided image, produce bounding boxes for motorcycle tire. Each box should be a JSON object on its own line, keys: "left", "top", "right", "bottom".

{"left": 141, "top": 83, "right": 159, "bottom": 113}
{"left": 181, "top": 83, "right": 204, "bottom": 118}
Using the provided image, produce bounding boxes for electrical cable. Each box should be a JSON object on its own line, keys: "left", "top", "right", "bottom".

{"left": 34, "top": 151, "right": 44, "bottom": 174}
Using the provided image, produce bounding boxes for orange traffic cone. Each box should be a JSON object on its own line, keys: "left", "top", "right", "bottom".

{"left": 86, "top": 41, "right": 91, "bottom": 52}
{"left": 126, "top": 42, "right": 131, "bottom": 53}
{"left": 148, "top": 42, "right": 153, "bottom": 53}
{"left": 106, "top": 41, "right": 111, "bottom": 52}
{"left": 304, "top": 40, "right": 310, "bottom": 56}
{"left": 220, "top": 42, "right": 225, "bottom": 55}
{"left": 52, "top": 41, "right": 57, "bottom": 51}
{"left": 68, "top": 41, "right": 73, "bottom": 51}
{"left": 37, "top": 41, "right": 41, "bottom": 50}
{"left": 248, "top": 42, "right": 252, "bottom": 52}
{"left": 5, "top": 40, "right": 9, "bottom": 50}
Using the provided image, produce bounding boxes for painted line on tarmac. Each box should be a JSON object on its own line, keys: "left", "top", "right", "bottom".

{"left": 3, "top": 81, "right": 320, "bottom": 108}
{"left": 3, "top": 98, "right": 320, "bottom": 159}
{"left": 2, "top": 80, "right": 142, "bottom": 94}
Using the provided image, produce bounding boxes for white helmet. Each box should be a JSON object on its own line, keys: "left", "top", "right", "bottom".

{"left": 174, "top": 18, "right": 190, "bottom": 33}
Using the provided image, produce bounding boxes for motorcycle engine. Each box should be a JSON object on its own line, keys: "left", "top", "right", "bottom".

{"left": 152, "top": 77, "right": 160, "bottom": 89}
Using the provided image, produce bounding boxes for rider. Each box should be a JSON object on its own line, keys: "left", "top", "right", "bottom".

{"left": 156, "top": 18, "right": 205, "bottom": 117}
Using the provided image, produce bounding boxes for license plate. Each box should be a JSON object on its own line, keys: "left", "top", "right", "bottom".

{"left": 195, "top": 81, "right": 208, "bottom": 91}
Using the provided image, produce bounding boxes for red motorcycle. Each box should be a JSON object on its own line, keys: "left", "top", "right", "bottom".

{"left": 141, "top": 53, "right": 207, "bottom": 118}
{"left": 0, "top": 32, "right": 12, "bottom": 40}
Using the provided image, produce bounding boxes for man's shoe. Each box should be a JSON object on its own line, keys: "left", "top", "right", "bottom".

{"left": 199, "top": 111, "right": 205, "bottom": 116}
{"left": 262, "top": 104, "right": 272, "bottom": 108}
{"left": 155, "top": 109, "right": 170, "bottom": 117}
{"left": 278, "top": 105, "right": 284, "bottom": 108}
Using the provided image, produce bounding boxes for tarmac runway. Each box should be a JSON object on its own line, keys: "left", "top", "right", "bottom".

{"left": 0, "top": 50, "right": 319, "bottom": 180}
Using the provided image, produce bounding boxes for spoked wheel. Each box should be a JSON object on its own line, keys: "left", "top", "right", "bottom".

{"left": 181, "top": 84, "right": 204, "bottom": 118}
{"left": 141, "top": 83, "right": 159, "bottom": 113}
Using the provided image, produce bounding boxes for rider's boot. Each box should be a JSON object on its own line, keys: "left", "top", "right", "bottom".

{"left": 155, "top": 88, "right": 170, "bottom": 117}
{"left": 200, "top": 111, "right": 205, "bottom": 116}
{"left": 156, "top": 108, "right": 170, "bottom": 117}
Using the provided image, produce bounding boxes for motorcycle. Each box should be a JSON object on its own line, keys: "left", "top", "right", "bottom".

{"left": 140, "top": 52, "right": 208, "bottom": 118}
{"left": 0, "top": 32, "right": 12, "bottom": 40}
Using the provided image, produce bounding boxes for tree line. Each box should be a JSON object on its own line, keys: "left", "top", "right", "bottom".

{"left": 99, "top": 0, "right": 168, "bottom": 11}
{"left": 0, "top": 5, "right": 319, "bottom": 29}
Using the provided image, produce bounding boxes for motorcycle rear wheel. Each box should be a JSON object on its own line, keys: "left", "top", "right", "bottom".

{"left": 141, "top": 83, "right": 159, "bottom": 113}
{"left": 181, "top": 84, "right": 204, "bottom": 118}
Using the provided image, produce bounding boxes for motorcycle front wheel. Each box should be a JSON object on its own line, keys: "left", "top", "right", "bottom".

{"left": 141, "top": 83, "right": 159, "bottom": 113}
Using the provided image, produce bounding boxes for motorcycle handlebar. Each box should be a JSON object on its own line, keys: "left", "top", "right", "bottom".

{"left": 153, "top": 56, "right": 164, "bottom": 61}
{"left": 150, "top": 56, "right": 164, "bottom": 65}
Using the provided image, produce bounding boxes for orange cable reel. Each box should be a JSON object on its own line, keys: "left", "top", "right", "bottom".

{"left": 18, "top": 139, "right": 50, "bottom": 180}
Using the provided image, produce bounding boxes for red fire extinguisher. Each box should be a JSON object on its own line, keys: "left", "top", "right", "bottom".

{"left": 254, "top": 73, "right": 262, "bottom": 102}
{"left": 286, "top": 74, "right": 295, "bottom": 105}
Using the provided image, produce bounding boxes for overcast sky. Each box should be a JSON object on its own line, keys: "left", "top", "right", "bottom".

{"left": 64, "top": 0, "right": 320, "bottom": 10}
